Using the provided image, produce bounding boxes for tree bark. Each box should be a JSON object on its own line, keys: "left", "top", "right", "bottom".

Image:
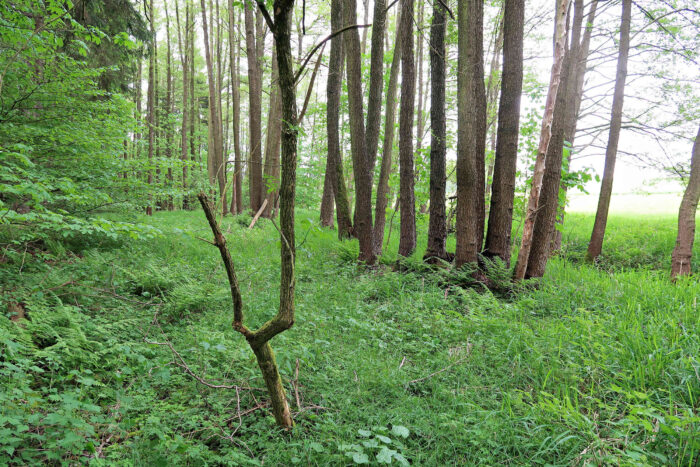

{"left": 262, "top": 48, "right": 282, "bottom": 218}
{"left": 512, "top": 0, "right": 570, "bottom": 280}
{"left": 483, "top": 0, "right": 522, "bottom": 266}
{"left": 245, "top": 1, "right": 264, "bottom": 212}
{"left": 455, "top": 0, "right": 487, "bottom": 266}
{"left": 525, "top": 53, "right": 572, "bottom": 278}
{"left": 372, "top": 9, "right": 403, "bottom": 256}
{"left": 343, "top": 0, "right": 376, "bottom": 263}
{"left": 551, "top": 0, "right": 598, "bottom": 252}
{"left": 175, "top": 0, "right": 189, "bottom": 209}
{"left": 201, "top": 0, "right": 227, "bottom": 214}
{"left": 671, "top": 126, "right": 700, "bottom": 279}
{"left": 164, "top": 3, "right": 175, "bottom": 211}
{"left": 398, "top": 0, "right": 416, "bottom": 257}
{"left": 424, "top": 0, "right": 448, "bottom": 261}
{"left": 364, "top": 0, "right": 387, "bottom": 174}
{"left": 585, "top": 0, "right": 631, "bottom": 261}
{"left": 146, "top": 0, "right": 155, "bottom": 216}
{"left": 228, "top": 0, "right": 243, "bottom": 214}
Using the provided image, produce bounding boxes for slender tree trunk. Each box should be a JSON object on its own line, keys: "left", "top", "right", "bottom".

{"left": 372, "top": 9, "right": 403, "bottom": 256}
{"left": 189, "top": 10, "right": 197, "bottom": 187}
{"left": 344, "top": 0, "right": 375, "bottom": 263}
{"left": 424, "top": 0, "right": 448, "bottom": 261}
{"left": 455, "top": 0, "right": 487, "bottom": 266}
{"left": 671, "top": 126, "right": 700, "bottom": 279}
{"left": 146, "top": 0, "right": 155, "bottom": 216}
{"left": 398, "top": 0, "right": 416, "bottom": 257}
{"left": 262, "top": 48, "right": 281, "bottom": 218}
{"left": 586, "top": 0, "right": 631, "bottom": 261}
{"left": 245, "top": 1, "right": 264, "bottom": 212}
{"left": 164, "top": 3, "right": 175, "bottom": 211}
{"left": 551, "top": 0, "right": 598, "bottom": 252}
{"left": 483, "top": 0, "right": 524, "bottom": 266}
{"left": 525, "top": 53, "right": 572, "bottom": 278}
{"left": 176, "top": 0, "right": 189, "bottom": 209}
{"left": 364, "top": 0, "right": 387, "bottom": 174}
{"left": 512, "top": 0, "right": 570, "bottom": 280}
{"left": 201, "top": 0, "right": 227, "bottom": 214}
{"left": 415, "top": 0, "right": 424, "bottom": 159}
{"left": 325, "top": 0, "right": 353, "bottom": 238}
{"left": 229, "top": 1, "right": 243, "bottom": 214}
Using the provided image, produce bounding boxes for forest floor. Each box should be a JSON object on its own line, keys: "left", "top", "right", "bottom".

{"left": 1, "top": 209, "right": 699, "bottom": 465}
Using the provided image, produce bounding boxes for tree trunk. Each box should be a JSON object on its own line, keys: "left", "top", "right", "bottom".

{"left": 228, "top": 0, "right": 243, "bottom": 214}
{"left": 245, "top": 1, "right": 264, "bottom": 212}
{"left": 455, "top": 0, "right": 487, "bottom": 266}
{"left": 344, "top": 0, "right": 376, "bottom": 264}
{"left": 175, "top": 0, "right": 189, "bottom": 209}
{"left": 585, "top": 0, "right": 631, "bottom": 262}
{"left": 483, "top": 0, "right": 523, "bottom": 266}
{"left": 525, "top": 53, "right": 572, "bottom": 278}
{"left": 262, "top": 48, "right": 282, "bottom": 218}
{"left": 415, "top": 0, "right": 424, "bottom": 160}
{"left": 201, "top": 0, "right": 226, "bottom": 215}
{"left": 364, "top": 0, "right": 387, "bottom": 174}
{"left": 512, "top": 0, "right": 570, "bottom": 281}
{"left": 398, "top": 0, "right": 416, "bottom": 257}
{"left": 671, "top": 126, "right": 700, "bottom": 279}
{"left": 372, "top": 9, "right": 403, "bottom": 256}
{"left": 551, "top": 0, "right": 598, "bottom": 252}
{"left": 146, "top": 0, "right": 155, "bottom": 217}
{"left": 164, "top": 3, "right": 175, "bottom": 211}
{"left": 424, "top": 0, "right": 448, "bottom": 261}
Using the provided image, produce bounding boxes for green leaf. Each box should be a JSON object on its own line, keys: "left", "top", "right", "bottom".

{"left": 390, "top": 425, "right": 409, "bottom": 438}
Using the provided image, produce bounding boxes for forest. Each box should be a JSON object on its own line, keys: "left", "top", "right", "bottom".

{"left": 1, "top": 0, "right": 699, "bottom": 464}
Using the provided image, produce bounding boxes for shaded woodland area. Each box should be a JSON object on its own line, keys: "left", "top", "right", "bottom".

{"left": 1, "top": 0, "right": 699, "bottom": 464}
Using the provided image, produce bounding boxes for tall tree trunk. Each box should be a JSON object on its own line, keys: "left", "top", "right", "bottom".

{"left": 262, "top": 48, "right": 282, "bottom": 218}
{"left": 455, "top": 0, "right": 487, "bottom": 266}
{"left": 415, "top": 0, "right": 424, "bottom": 159}
{"left": 398, "top": 0, "right": 416, "bottom": 257}
{"left": 551, "top": 0, "right": 598, "bottom": 252}
{"left": 512, "top": 0, "right": 570, "bottom": 281}
{"left": 424, "top": 0, "right": 448, "bottom": 261}
{"left": 525, "top": 53, "right": 572, "bottom": 278}
{"left": 344, "top": 0, "right": 376, "bottom": 264}
{"left": 483, "top": 0, "right": 522, "bottom": 266}
{"left": 146, "top": 0, "right": 155, "bottom": 216}
{"left": 585, "top": 0, "right": 631, "bottom": 261}
{"left": 229, "top": 1, "right": 243, "bottom": 214}
{"left": 189, "top": 9, "right": 197, "bottom": 185}
{"left": 364, "top": 0, "right": 387, "bottom": 174}
{"left": 201, "top": 0, "right": 227, "bottom": 214}
{"left": 164, "top": 3, "right": 175, "bottom": 211}
{"left": 671, "top": 126, "right": 700, "bottom": 279}
{"left": 372, "top": 9, "right": 403, "bottom": 256}
{"left": 175, "top": 0, "right": 189, "bottom": 209}
{"left": 325, "top": 0, "right": 353, "bottom": 238}
{"left": 245, "top": 1, "right": 264, "bottom": 212}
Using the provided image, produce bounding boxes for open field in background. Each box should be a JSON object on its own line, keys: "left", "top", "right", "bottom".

{"left": 568, "top": 192, "right": 684, "bottom": 215}
{"left": 1, "top": 207, "right": 698, "bottom": 465}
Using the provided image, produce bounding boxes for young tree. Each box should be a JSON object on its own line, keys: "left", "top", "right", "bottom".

{"left": 671, "top": 125, "right": 700, "bottom": 279}
{"left": 586, "top": 0, "right": 632, "bottom": 261}
{"left": 398, "top": 0, "right": 416, "bottom": 257}
{"left": 513, "top": 0, "right": 571, "bottom": 280}
{"left": 175, "top": 0, "right": 189, "bottom": 209}
{"left": 424, "top": 0, "right": 449, "bottom": 261}
{"left": 372, "top": 10, "right": 403, "bottom": 255}
{"left": 343, "top": 0, "right": 375, "bottom": 263}
{"left": 199, "top": 0, "right": 298, "bottom": 429}
{"left": 455, "top": 0, "right": 487, "bottom": 266}
{"left": 146, "top": 0, "right": 156, "bottom": 216}
{"left": 164, "top": 2, "right": 175, "bottom": 211}
{"left": 482, "top": 0, "right": 524, "bottom": 266}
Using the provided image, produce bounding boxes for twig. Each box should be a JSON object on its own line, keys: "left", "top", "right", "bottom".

{"left": 248, "top": 198, "right": 268, "bottom": 229}
{"left": 407, "top": 352, "right": 471, "bottom": 385}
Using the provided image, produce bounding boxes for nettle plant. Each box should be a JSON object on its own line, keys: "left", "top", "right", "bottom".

{"left": 338, "top": 425, "right": 411, "bottom": 465}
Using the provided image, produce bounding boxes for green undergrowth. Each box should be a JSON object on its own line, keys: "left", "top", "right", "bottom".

{"left": 1, "top": 210, "right": 698, "bottom": 465}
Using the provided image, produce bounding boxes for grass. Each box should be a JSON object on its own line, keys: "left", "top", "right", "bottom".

{"left": 1, "top": 208, "right": 699, "bottom": 465}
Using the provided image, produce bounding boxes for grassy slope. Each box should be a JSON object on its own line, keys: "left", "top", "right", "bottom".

{"left": 1, "top": 210, "right": 699, "bottom": 465}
